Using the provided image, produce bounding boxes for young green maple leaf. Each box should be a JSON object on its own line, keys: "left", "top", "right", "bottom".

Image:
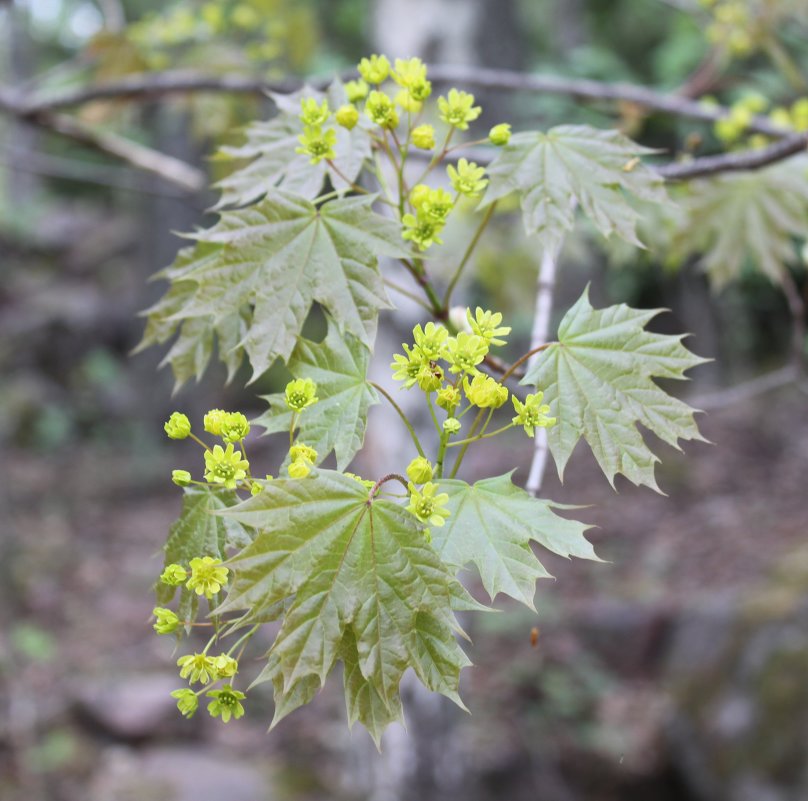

{"left": 522, "top": 287, "right": 709, "bottom": 491}
{"left": 255, "top": 318, "right": 378, "bottom": 471}
{"left": 145, "top": 190, "right": 406, "bottom": 382}
{"left": 481, "top": 125, "right": 667, "bottom": 253}
{"left": 434, "top": 474, "right": 598, "bottom": 607}
{"left": 135, "top": 244, "right": 249, "bottom": 390}
{"left": 670, "top": 156, "right": 808, "bottom": 287}
{"left": 216, "top": 471, "right": 472, "bottom": 738}
{"left": 157, "top": 486, "right": 253, "bottom": 625}
{"left": 213, "top": 82, "right": 372, "bottom": 209}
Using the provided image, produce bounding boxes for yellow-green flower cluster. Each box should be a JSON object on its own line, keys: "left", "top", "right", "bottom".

{"left": 714, "top": 93, "right": 767, "bottom": 145}
{"left": 203, "top": 409, "right": 251, "bottom": 441}
{"left": 344, "top": 54, "right": 490, "bottom": 152}
{"left": 402, "top": 184, "right": 455, "bottom": 251}
{"left": 702, "top": 0, "right": 756, "bottom": 57}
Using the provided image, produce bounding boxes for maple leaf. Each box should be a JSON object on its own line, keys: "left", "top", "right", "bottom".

{"left": 142, "top": 191, "right": 406, "bottom": 382}
{"left": 670, "top": 156, "right": 808, "bottom": 287}
{"left": 216, "top": 471, "right": 472, "bottom": 740}
{"left": 522, "top": 287, "right": 708, "bottom": 491}
{"left": 255, "top": 317, "right": 378, "bottom": 470}
{"left": 434, "top": 474, "right": 598, "bottom": 607}
{"left": 482, "top": 124, "right": 668, "bottom": 252}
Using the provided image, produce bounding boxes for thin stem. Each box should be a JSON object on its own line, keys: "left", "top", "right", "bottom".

{"left": 369, "top": 382, "right": 426, "bottom": 458}
{"left": 325, "top": 159, "right": 370, "bottom": 195}
{"left": 368, "top": 473, "right": 410, "bottom": 501}
{"left": 289, "top": 411, "right": 298, "bottom": 448}
{"left": 426, "top": 391, "right": 442, "bottom": 435}
{"left": 435, "top": 431, "right": 449, "bottom": 479}
{"left": 500, "top": 342, "right": 554, "bottom": 383}
{"left": 443, "top": 200, "right": 498, "bottom": 309}
{"left": 189, "top": 433, "right": 211, "bottom": 451}
{"left": 384, "top": 278, "right": 433, "bottom": 310}
{"left": 412, "top": 127, "right": 454, "bottom": 188}
{"left": 226, "top": 624, "right": 260, "bottom": 659}
{"left": 447, "top": 422, "right": 513, "bottom": 447}
{"left": 448, "top": 407, "right": 486, "bottom": 479}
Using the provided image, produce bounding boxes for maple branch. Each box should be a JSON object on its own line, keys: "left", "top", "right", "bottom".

{"left": 656, "top": 132, "right": 808, "bottom": 181}
{"left": 15, "top": 65, "right": 788, "bottom": 138}
{"left": 0, "top": 89, "right": 206, "bottom": 192}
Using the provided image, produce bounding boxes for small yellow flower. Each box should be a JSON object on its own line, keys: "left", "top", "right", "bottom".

{"left": 407, "top": 482, "right": 451, "bottom": 527}
{"left": 204, "top": 443, "right": 249, "bottom": 489}
{"left": 345, "top": 79, "right": 369, "bottom": 103}
{"left": 177, "top": 652, "right": 219, "bottom": 684}
{"left": 299, "top": 97, "right": 330, "bottom": 127}
{"left": 285, "top": 378, "right": 319, "bottom": 411}
{"left": 186, "top": 556, "right": 229, "bottom": 598}
{"left": 365, "top": 91, "right": 399, "bottom": 129}
{"left": 295, "top": 126, "right": 337, "bottom": 165}
{"left": 358, "top": 54, "right": 391, "bottom": 85}
{"left": 447, "top": 158, "right": 488, "bottom": 198}
{"left": 511, "top": 392, "right": 556, "bottom": 436}
{"left": 438, "top": 88, "right": 481, "bottom": 131}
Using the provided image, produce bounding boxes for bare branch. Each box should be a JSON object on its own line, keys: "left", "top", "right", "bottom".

{"left": 0, "top": 88, "right": 206, "bottom": 192}
{"left": 14, "top": 64, "right": 788, "bottom": 138}
{"left": 657, "top": 132, "right": 808, "bottom": 180}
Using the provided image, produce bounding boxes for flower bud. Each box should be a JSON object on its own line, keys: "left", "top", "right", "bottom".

{"left": 443, "top": 417, "right": 461, "bottom": 435}
{"left": 288, "top": 459, "right": 311, "bottom": 479}
{"left": 203, "top": 409, "right": 227, "bottom": 436}
{"left": 164, "top": 412, "right": 191, "bottom": 440}
{"left": 411, "top": 124, "right": 436, "bottom": 150}
{"left": 153, "top": 607, "right": 180, "bottom": 635}
{"left": 172, "top": 469, "right": 192, "bottom": 486}
{"left": 160, "top": 563, "right": 188, "bottom": 586}
{"left": 406, "top": 457, "right": 434, "bottom": 485}
{"left": 336, "top": 104, "right": 359, "bottom": 130}
{"left": 488, "top": 123, "right": 512, "bottom": 146}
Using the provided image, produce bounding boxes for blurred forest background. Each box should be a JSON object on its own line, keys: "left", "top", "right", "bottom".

{"left": 1, "top": 0, "right": 808, "bottom": 800}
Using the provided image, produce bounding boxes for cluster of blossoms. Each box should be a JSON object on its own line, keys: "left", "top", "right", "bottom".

{"left": 152, "top": 556, "right": 245, "bottom": 721}
{"left": 699, "top": 0, "right": 758, "bottom": 57}
{"left": 294, "top": 54, "right": 513, "bottom": 253}
{"left": 164, "top": 409, "right": 254, "bottom": 492}
{"left": 390, "top": 308, "right": 556, "bottom": 526}
{"left": 404, "top": 456, "right": 450, "bottom": 541}
{"left": 712, "top": 93, "right": 808, "bottom": 148}
{"left": 284, "top": 377, "right": 320, "bottom": 478}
